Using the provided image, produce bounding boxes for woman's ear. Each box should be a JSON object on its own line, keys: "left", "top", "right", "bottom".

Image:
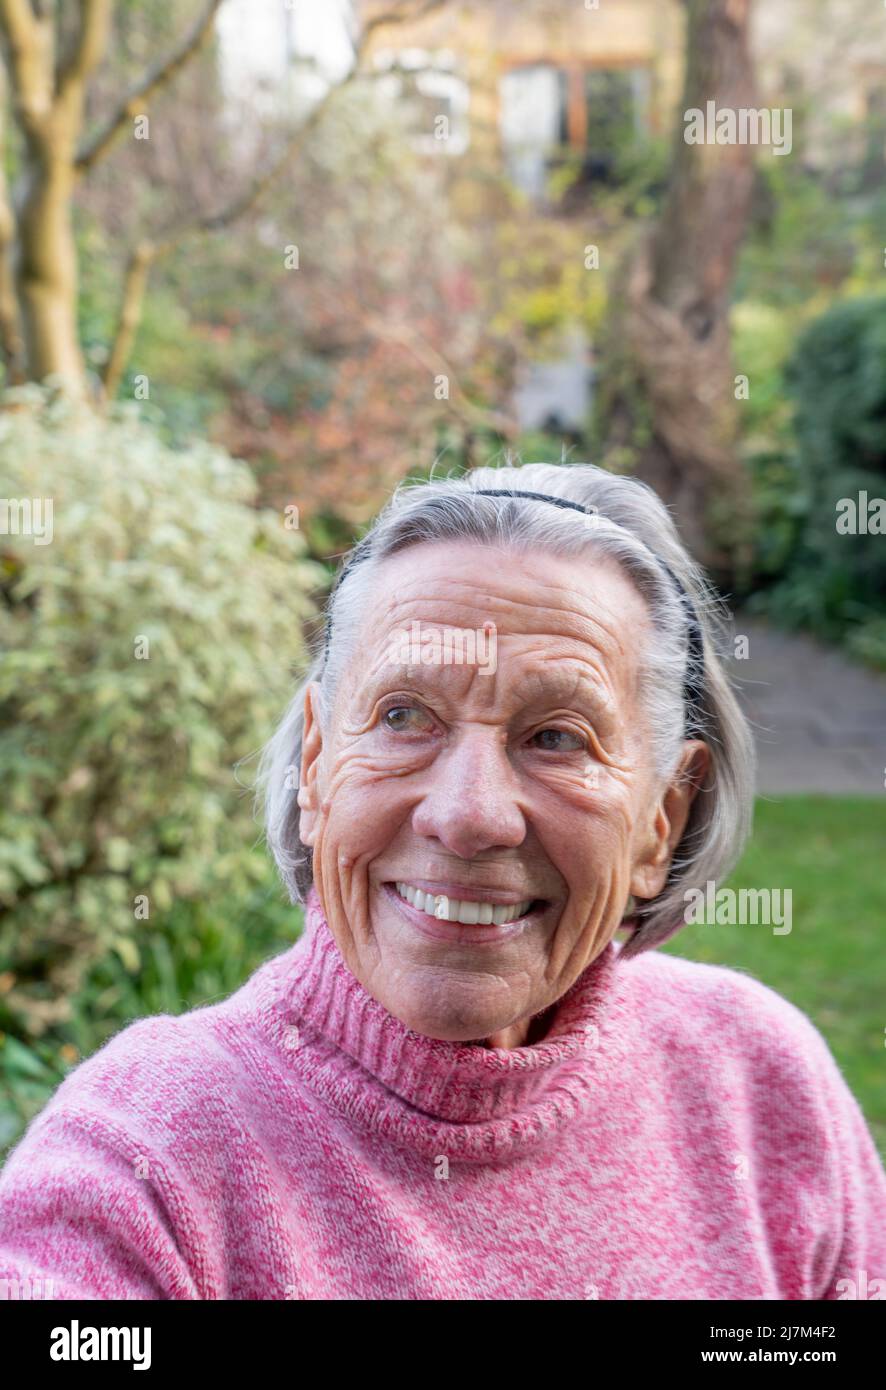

{"left": 629, "top": 741, "right": 710, "bottom": 900}
{"left": 295, "top": 682, "right": 323, "bottom": 848}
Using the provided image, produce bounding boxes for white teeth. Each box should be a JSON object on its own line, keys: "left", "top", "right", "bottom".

{"left": 394, "top": 882, "right": 533, "bottom": 924}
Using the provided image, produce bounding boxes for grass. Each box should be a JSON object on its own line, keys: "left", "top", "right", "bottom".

{"left": 662, "top": 796, "right": 886, "bottom": 1161}
{"left": 2, "top": 796, "right": 884, "bottom": 1163}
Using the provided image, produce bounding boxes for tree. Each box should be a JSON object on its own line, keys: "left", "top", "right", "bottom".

{"left": 0, "top": 0, "right": 452, "bottom": 400}
{"left": 0, "top": 1, "right": 221, "bottom": 391}
{"left": 594, "top": 0, "right": 757, "bottom": 581}
{"left": 211, "top": 82, "right": 516, "bottom": 531}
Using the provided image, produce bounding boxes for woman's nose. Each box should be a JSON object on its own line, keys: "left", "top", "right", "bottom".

{"left": 410, "top": 726, "right": 527, "bottom": 858}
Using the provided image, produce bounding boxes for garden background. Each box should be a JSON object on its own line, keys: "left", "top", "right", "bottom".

{"left": 1, "top": 0, "right": 885, "bottom": 1159}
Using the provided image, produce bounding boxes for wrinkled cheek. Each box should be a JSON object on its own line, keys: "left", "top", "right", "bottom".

{"left": 547, "top": 860, "right": 631, "bottom": 981}
{"left": 311, "top": 774, "right": 399, "bottom": 950}
{"left": 581, "top": 800, "right": 638, "bottom": 906}
{"left": 545, "top": 796, "right": 638, "bottom": 978}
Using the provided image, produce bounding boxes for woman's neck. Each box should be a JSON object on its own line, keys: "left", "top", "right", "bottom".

{"left": 483, "top": 1003, "right": 557, "bottom": 1049}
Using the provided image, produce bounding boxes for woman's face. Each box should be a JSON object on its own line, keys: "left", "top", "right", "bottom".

{"left": 298, "top": 541, "right": 707, "bottom": 1046}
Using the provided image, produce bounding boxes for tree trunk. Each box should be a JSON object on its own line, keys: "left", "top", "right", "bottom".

{"left": 595, "top": 0, "right": 757, "bottom": 583}
{"left": 0, "top": 1, "right": 111, "bottom": 396}
{"left": 15, "top": 157, "right": 85, "bottom": 387}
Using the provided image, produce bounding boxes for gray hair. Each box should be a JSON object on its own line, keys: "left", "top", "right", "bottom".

{"left": 258, "top": 462, "right": 756, "bottom": 957}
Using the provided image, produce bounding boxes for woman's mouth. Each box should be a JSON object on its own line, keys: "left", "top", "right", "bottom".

{"left": 394, "top": 881, "right": 539, "bottom": 924}
{"left": 381, "top": 881, "right": 551, "bottom": 945}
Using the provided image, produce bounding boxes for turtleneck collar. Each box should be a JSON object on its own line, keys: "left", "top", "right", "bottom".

{"left": 264, "top": 885, "right": 631, "bottom": 1164}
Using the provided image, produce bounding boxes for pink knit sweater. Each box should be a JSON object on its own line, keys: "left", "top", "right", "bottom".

{"left": 1, "top": 885, "right": 884, "bottom": 1300}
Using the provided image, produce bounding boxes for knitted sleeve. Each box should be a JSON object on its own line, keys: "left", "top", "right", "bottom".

{"left": 817, "top": 1043, "right": 886, "bottom": 1301}
{"left": 676, "top": 957, "right": 886, "bottom": 1301}
{"left": 0, "top": 1103, "right": 200, "bottom": 1300}
{"left": 0, "top": 1023, "right": 204, "bottom": 1301}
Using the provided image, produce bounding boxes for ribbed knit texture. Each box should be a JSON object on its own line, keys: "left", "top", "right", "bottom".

{"left": 1, "top": 884, "right": 884, "bottom": 1300}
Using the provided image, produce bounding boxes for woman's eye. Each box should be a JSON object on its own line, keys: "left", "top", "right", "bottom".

{"left": 382, "top": 705, "right": 433, "bottom": 733}
{"left": 531, "top": 728, "right": 587, "bottom": 753}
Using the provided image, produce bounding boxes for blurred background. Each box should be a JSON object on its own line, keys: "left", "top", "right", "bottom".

{"left": 0, "top": 0, "right": 884, "bottom": 1157}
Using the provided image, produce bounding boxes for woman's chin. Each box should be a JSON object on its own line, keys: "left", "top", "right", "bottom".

{"left": 370, "top": 956, "right": 530, "bottom": 1043}
{"left": 366, "top": 881, "right": 543, "bottom": 1038}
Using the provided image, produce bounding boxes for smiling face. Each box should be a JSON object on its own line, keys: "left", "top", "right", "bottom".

{"left": 297, "top": 541, "right": 708, "bottom": 1047}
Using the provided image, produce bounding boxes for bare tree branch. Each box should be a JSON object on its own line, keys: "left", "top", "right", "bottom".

{"left": 0, "top": 0, "right": 53, "bottom": 141}
{"left": 363, "top": 310, "right": 517, "bottom": 439}
{"left": 75, "top": 0, "right": 224, "bottom": 174}
{"left": 0, "top": 0, "right": 37, "bottom": 52}
{"left": 98, "top": 85, "right": 331, "bottom": 402}
{"left": 164, "top": 0, "right": 455, "bottom": 244}
{"left": 0, "top": 0, "right": 228, "bottom": 387}
{"left": 100, "top": 239, "right": 156, "bottom": 399}
{"left": 200, "top": 103, "right": 332, "bottom": 235}
{"left": 100, "top": 0, "right": 458, "bottom": 398}
{"left": 56, "top": 0, "right": 112, "bottom": 97}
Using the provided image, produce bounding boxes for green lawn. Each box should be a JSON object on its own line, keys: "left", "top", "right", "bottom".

{"left": 662, "top": 796, "right": 886, "bottom": 1161}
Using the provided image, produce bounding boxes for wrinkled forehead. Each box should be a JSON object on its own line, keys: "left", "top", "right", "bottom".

{"left": 334, "top": 540, "right": 651, "bottom": 713}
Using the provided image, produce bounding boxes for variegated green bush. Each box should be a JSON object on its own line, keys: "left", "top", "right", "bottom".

{"left": 0, "top": 385, "right": 322, "bottom": 1041}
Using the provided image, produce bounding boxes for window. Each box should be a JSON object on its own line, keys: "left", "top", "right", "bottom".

{"left": 499, "top": 64, "right": 568, "bottom": 199}
{"left": 499, "top": 62, "right": 650, "bottom": 197}
{"left": 373, "top": 48, "right": 470, "bottom": 155}
{"left": 584, "top": 68, "right": 650, "bottom": 178}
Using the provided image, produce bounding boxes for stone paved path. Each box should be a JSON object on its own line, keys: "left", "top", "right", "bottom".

{"left": 729, "top": 619, "right": 886, "bottom": 795}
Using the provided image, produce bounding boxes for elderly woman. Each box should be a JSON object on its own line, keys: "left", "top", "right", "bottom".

{"left": 1, "top": 462, "right": 884, "bottom": 1302}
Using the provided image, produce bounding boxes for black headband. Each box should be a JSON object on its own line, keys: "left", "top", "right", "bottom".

{"left": 322, "top": 488, "right": 706, "bottom": 735}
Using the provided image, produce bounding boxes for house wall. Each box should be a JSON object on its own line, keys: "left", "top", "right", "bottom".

{"left": 359, "top": 0, "right": 886, "bottom": 167}
{"left": 359, "top": 0, "right": 686, "bottom": 158}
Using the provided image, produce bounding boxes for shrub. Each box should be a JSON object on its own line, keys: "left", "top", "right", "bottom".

{"left": 0, "top": 385, "right": 322, "bottom": 1043}
{"left": 0, "top": 852, "right": 301, "bottom": 1155}
{"left": 750, "top": 296, "right": 886, "bottom": 660}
